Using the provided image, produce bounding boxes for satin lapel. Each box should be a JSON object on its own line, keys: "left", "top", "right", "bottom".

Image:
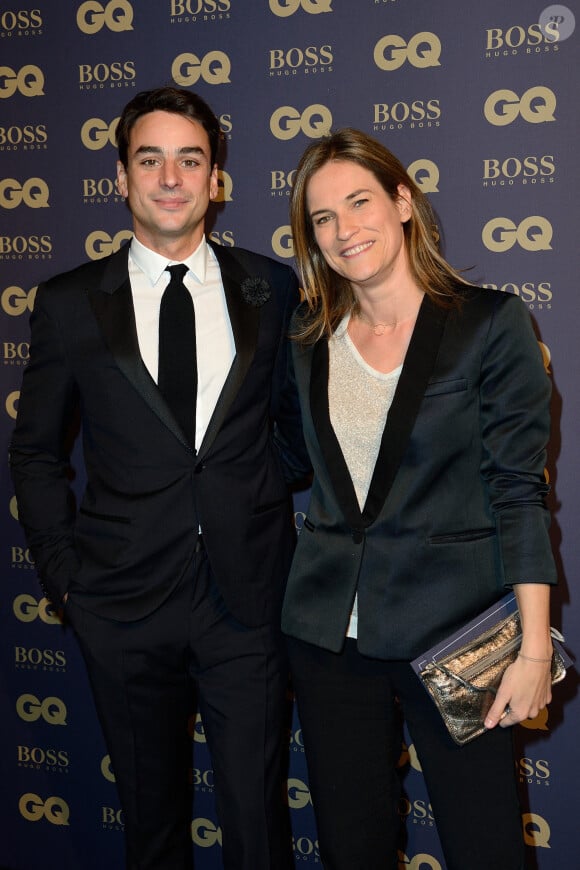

{"left": 87, "top": 245, "right": 191, "bottom": 450}
{"left": 198, "top": 244, "right": 260, "bottom": 458}
{"left": 362, "top": 293, "right": 448, "bottom": 524}
{"left": 310, "top": 339, "right": 364, "bottom": 531}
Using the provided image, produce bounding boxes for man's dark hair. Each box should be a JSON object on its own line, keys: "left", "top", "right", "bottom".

{"left": 116, "top": 86, "right": 222, "bottom": 169}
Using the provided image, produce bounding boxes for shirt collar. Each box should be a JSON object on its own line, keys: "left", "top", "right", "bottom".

{"left": 129, "top": 236, "right": 210, "bottom": 287}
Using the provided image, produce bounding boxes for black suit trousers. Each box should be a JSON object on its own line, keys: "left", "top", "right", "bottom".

{"left": 67, "top": 546, "right": 294, "bottom": 870}
{"left": 288, "top": 637, "right": 525, "bottom": 870}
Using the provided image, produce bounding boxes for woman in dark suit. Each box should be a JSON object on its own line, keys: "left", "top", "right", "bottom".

{"left": 281, "top": 128, "right": 557, "bottom": 869}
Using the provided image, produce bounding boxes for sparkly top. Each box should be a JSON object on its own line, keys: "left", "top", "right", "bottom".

{"left": 328, "top": 315, "right": 402, "bottom": 638}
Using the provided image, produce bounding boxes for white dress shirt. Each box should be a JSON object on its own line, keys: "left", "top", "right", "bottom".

{"left": 128, "top": 236, "right": 235, "bottom": 452}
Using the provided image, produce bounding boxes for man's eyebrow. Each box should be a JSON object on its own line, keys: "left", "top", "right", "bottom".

{"left": 133, "top": 145, "right": 207, "bottom": 157}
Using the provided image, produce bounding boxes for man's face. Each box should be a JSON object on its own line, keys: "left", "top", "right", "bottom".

{"left": 117, "top": 110, "right": 218, "bottom": 255}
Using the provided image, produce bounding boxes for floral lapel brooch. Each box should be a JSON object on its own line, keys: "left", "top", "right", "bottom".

{"left": 240, "top": 277, "right": 271, "bottom": 307}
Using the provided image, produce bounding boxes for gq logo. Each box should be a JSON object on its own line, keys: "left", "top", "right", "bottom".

{"left": 0, "top": 65, "right": 45, "bottom": 98}
{"left": 374, "top": 33, "right": 441, "bottom": 71}
{"left": 397, "top": 852, "right": 442, "bottom": 869}
{"left": 272, "top": 225, "right": 294, "bottom": 259}
{"left": 188, "top": 711, "right": 207, "bottom": 743}
{"left": 287, "top": 777, "right": 312, "bottom": 809}
{"left": 81, "top": 117, "right": 120, "bottom": 150}
{"left": 85, "top": 229, "right": 133, "bottom": 260}
{"left": 13, "top": 594, "right": 61, "bottom": 625}
{"left": 77, "top": 0, "right": 134, "bottom": 33}
{"left": 214, "top": 170, "right": 233, "bottom": 203}
{"left": 482, "top": 216, "right": 552, "bottom": 252}
{"left": 523, "top": 813, "right": 551, "bottom": 849}
{"left": 270, "top": 104, "right": 332, "bottom": 140}
{"left": 192, "top": 818, "right": 222, "bottom": 847}
{"left": 2, "top": 285, "right": 37, "bottom": 315}
{"left": 269, "top": 0, "right": 332, "bottom": 16}
{"left": 16, "top": 694, "right": 67, "bottom": 725}
{"left": 172, "top": 52, "right": 231, "bottom": 86}
{"left": 19, "top": 794, "right": 70, "bottom": 825}
{"left": 484, "top": 87, "right": 556, "bottom": 126}
{"left": 101, "top": 754, "right": 116, "bottom": 782}
{"left": 407, "top": 159, "right": 439, "bottom": 193}
{"left": 0, "top": 178, "right": 49, "bottom": 209}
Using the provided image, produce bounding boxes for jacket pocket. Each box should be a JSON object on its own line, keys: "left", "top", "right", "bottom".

{"left": 424, "top": 378, "right": 468, "bottom": 397}
{"left": 428, "top": 528, "right": 495, "bottom": 545}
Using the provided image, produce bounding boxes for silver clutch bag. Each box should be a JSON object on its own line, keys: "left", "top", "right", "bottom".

{"left": 418, "top": 608, "right": 568, "bottom": 745}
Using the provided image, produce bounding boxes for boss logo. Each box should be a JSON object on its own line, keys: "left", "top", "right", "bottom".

{"left": 0, "top": 125, "right": 47, "bottom": 148}
{"left": 102, "top": 806, "right": 125, "bottom": 827}
{"left": 11, "top": 545, "right": 34, "bottom": 564}
{"left": 76, "top": 0, "right": 133, "bottom": 34}
{"left": 78, "top": 61, "right": 136, "bottom": 86}
{"left": 0, "top": 65, "right": 44, "bottom": 98}
{"left": 0, "top": 235, "right": 51, "bottom": 257}
{"left": 269, "top": 45, "right": 333, "bottom": 73}
{"left": 83, "top": 178, "right": 123, "bottom": 200}
{"left": 191, "top": 767, "right": 214, "bottom": 789}
{"left": 17, "top": 746, "right": 69, "bottom": 768}
{"left": 207, "top": 230, "right": 235, "bottom": 247}
{"left": 485, "top": 23, "right": 560, "bottom": 51}
{"left": 518, "top": 757, "right": 550, "bottom": 782}
{"left": 271, "top": 170, "right": 297, "bottom": 195}
{"left": 483, "top": 281, "right": 552, "bottom": 308}
{"left": 482, "top": 155, "right": 555, "bottom": 183}
{"left": 373, "top": 99, "right": 441, "bottom": 126}
{"left": 484, "top": 87, "right": 556, "bottom": 126}
{"left": 170, "top": 0, "right": 231, "bottom": 13}
{"left": 270, "top": 104, "right": 332, "bottom": 140}
{"left": 3, "top": 341, "right": 30, "bottom": 362}
{"left": 0, "top": 10, "right": 43, "bottom": 31}
{"left": 14, "top": 646, "right": 66, "bottom": 668}
{"left": 292, "top": 836, "right": 320, "bottom": 859}
{"left": 374, "top": 32, "right": 441, "bottom": 71}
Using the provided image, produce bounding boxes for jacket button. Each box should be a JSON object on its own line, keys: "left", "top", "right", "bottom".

{"left": 352, "top": 530, "right": 364, "bottom": 544}
{"left": 194, "top": 464, "right": 205, "bottom": 474}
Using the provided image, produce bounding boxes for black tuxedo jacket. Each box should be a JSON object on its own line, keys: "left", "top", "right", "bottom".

{"left": 282, "top": 288, "right": 557, "bottom": 659}
{"left": 10, "top": 241, "right": 309, "bottom": 626}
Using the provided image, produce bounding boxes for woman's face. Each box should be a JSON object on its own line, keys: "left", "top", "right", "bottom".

{"left": 306, "top": 160, "right": 412, "bottom": 295}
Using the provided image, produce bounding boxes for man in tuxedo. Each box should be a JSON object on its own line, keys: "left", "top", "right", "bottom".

{"left": 10, "top": 86, "right": 308, "bottom": 870}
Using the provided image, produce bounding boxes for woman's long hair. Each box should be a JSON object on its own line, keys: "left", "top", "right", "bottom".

{"left": 290, "top": 128, "right": 471, "bottom": 343}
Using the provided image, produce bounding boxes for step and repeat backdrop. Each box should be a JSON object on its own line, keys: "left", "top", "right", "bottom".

{"left": 1, "top": 2, "right": 579, "bottom": 868}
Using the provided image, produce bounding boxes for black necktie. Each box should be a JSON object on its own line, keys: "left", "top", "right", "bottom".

{"left": 158, "top": 264, "right": 197, "bottom": 447}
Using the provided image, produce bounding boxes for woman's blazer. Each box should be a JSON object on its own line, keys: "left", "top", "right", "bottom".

{"left": 282, "top": 287, "right": 557, "bottom": 660}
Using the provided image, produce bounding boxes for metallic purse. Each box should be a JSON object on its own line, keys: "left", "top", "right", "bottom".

{"left": 418, "top": 609, "right": 568, "bottom": 745}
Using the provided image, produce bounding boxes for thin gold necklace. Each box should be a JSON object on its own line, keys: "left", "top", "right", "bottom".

{"left": 356, "top": 310, "right": 398, "bottom": 336}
